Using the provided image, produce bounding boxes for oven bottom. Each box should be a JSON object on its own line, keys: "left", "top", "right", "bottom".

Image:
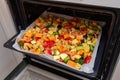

{"left": 14, "top": 65, "right": 67, "bottom": 80}
{"left": 4, "top": 59, "right": 68, "bottom": 80}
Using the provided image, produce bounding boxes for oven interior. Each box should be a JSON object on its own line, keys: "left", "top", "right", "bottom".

{"left": 5, "top": 0, "right": 120, "bottom": 80}
{"left": 16, "top": 0, "right": 114, "bottom": 74}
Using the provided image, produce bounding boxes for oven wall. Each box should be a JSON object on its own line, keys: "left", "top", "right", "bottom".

{"left": 56, "top": 0, "right": 120, "bottom": 8}
{"left": 0, "top": 0, "right": 23, "bottom": 79}
{"left": 111, "top": 55, "right": 120, "bottom": 80}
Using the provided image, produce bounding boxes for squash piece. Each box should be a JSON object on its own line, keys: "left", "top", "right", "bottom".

{"left": 82, "top": 43, "right": 90, "bottom": 52}
{"left": 67, "top": 60, "right": 76, "bottom": 68}
{"left": 84, "top": 52, "right": 89, "bottom": 58}
{"left": 25, "top": 43, "right": 32, "bottom": 49}
{"left": 56, "top": 45, "right": 63, "bottom": 52}
{"left": 87, "top": 52, "right": 92, "bottom": 56}
{"left": 92, "top": 38, "right": 98, "bottom": 45}
{"left": 35, "top": 19, "right": 41, "bottom": 26}
{"left": 60, "top": 53, "right": 68, "bottom": 60}
{"left": 76, "top": 35, "right": 83, "bottom": 41}
{"left": 30, "top": 49, "right": 36, "bottom": 53}
{"left": 77, "top": 50, "right": 84, "bottom": 55}
{"left": 41, "top": 36, "right": 49, "bottom": 41}
{"left": 36, "top": 48, "right": 42, "bottom": 54}
{"left": 75, "top": 63, "right": 81, "bottom": 69}
{"left": 24, "top": 32, "right": 33, "bottom": 38}
{"left": 49, "top": 35, "right": 56, "bottom": 41}
{"left": 53, "top": 56, "right": 60, "bottom": 60}
{"left": 35, "top": 33, "right": 42, "bottom": 38}
{"left": 64, "top": 33, "right": 69, "bottom": 39}
{"left": 73, "top": 54, "right": 81, "bottom": 60}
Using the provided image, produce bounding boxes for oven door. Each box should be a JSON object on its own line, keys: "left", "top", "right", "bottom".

{"left": 4, "top": 58, "right": 68, "bottom": 80}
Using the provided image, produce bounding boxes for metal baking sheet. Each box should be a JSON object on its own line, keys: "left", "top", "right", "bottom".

{"left": 13, "top": 11, "right": 104, "bottom": 73}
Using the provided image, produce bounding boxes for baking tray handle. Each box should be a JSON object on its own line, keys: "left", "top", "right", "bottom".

{"left": 4, "top": 33, "right": 18, "bottom": 49}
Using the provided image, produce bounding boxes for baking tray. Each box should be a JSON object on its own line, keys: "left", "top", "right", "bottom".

{"left": 12, "top": 11, "right": 104, "bottom": 73}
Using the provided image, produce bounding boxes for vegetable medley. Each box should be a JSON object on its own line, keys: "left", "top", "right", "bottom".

{"left": 18, "top": 14, "right": 102, "bottom": 69}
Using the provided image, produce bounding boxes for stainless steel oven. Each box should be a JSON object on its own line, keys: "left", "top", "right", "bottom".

{"left": 4, "top": 0, "right": 120, "bottom": 80}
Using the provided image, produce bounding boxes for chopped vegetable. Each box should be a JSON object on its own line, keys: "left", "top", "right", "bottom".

{"left": 72, "top": 54, "right": 81, "bottom": 60}
{"left": 67, "top": 60, "right": 77, "bottom": 68}
{"left": 44, "top": 50, "right": 53, "bottom": 55}
{"left": 49, "top": 35, "right": 56, "bottom": 41}
{"left": 53, "top": 56, "right": 60, "bottom": 60}
{"left": 57, "top": 25, "right": 62, "bottom": 30}
{"left": 79, "top": 59, "right": 84, "bottom": 65}
{"left": 92, "top": 38, "right": 98, "bottom": 45}
{"left": 53, "top": 32, "right": 59, "bottom": 35}
{"left": 67, "top": 60, "right": 81, "bottom": 69}
{"left": 84, "top": 56, "right": 92, "bottom": 64}
{"left": 18, "top": 14, "right": 102, "bottom": 70}
{"left": 31, "top": 40, "right": 36, "bottom": 44}
{"left": 18, "top": 40, "right": 23, "bottom": 47}
{"left": 76, "top": 35, "right": 83, "bottom": 40}
{"left": 76, "top": 45, "right": 83, "bottom": 51}
{"left": 75, "top": 58, "right": 84, "bottom": 65}
{"left": 77, "top": 50, "right": 84, "bottom": 55}
{"left": 32, "top": 35, "right": 35, "bottom": 40}
{"left": 46, "top": 24, "right": 53, "bottom": 28}
{"left": 60, "top": 53, "right": 68, "bottom": 60}
{"left": 64, "top": 56, "right": 70, "bottom": 63}
{"left": 89, "top": 45, "right": 94, "bottom": 51}
{"left": 58, "top": 35, "right": 64, "bottom": 39}
{"left": 72, "top": 39, "right": 79, "bottom": 45}
{"left": 54, "top": 50, "right": 60, "bottom": 56}
{"left": 82, "top": 43, "right": 90, "bottom": 52}
{"left": 75, "top": 63, "right": 82, "bottom": 69}
{"left": 35, "top": 37, "right": 41, "bottom": 41}
{"left": 23, "top": 44, "right": 29, "bottom": 50}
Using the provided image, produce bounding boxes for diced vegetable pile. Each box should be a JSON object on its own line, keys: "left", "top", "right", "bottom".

{"left": 18, "top": 14, "right": 102, "bottom": 69}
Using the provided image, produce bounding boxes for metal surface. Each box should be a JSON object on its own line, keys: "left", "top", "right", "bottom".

{"left": 50, "top": 0, "right": 120, "bottom": 8}
{"left": 4, "top": 59, "right": 27, "bottom": 80}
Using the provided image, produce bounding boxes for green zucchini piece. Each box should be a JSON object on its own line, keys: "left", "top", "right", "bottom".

{"left": 53, "top": 32, "right": 59, "bottom": 35}
{"left": 75, "top": 59, "right": 84, "bottom": 65}
{"left": 89, "top": 45, "right": 94, "bottom": 51}
{"left": 18, "top": 40, "right": 23, "bottom": 47}
{"left": 74, "top": 59, "right": 79, "bottom": 63}
{"left": 64, "top": 56, "right": 70, "bottom": 63}
{"left": 76, "top": 45, "right": 83, "bottom": 51}
{"left": 79, "top": 59, "right": 84, "bottom": 65}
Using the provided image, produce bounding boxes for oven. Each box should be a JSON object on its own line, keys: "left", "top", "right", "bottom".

{"left": 4, "top": 0, "right": 120, "bottom": 80}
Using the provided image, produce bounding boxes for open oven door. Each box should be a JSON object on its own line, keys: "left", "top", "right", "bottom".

{"left": 4, "top": 57, "right": 68, "bottom": 80}
{"left": 4, "top": 0, "right": 120, "bottom": 80}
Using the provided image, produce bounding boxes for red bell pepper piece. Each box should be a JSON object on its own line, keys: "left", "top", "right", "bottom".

{"left": 40, "top": 24, "right": 45, "bottom": 29}
{"left": 44, "top": 29, "right": 49, "bottom": 33}
{"left": 66, "top": 37, "right": 72, "bottom": 40}
{"left": 44, "top": 49, "right": 54, "bottom": 55}
{"left": 58, "top": 35, "right": 64, "bottom": 39}
{"left": 73, "top": 17, "right": 79, "bottom": 22}
{"left": 43, "top": 40, "right": 55, "bottom": 48}
{"left": 84, "top": 56, "right": 92, "bottom": 64}
{"left": 64, "top": 24, "right": 72, "bottom": 29}
{"left": 35, "top": 37, "right": 41, "bottom": 41}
